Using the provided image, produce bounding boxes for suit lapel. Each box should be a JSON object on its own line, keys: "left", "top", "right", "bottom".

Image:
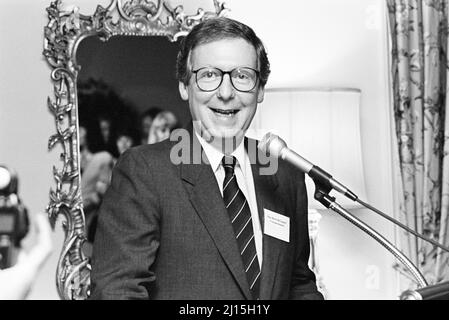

{"left": 248, "top": 139, "right": 286, "bottom": 300}
{"left": 178, "top": 131, "right": 287, "bottom": 300}
{"left": 180, "top": 131, "right": 253, "bottom": 300}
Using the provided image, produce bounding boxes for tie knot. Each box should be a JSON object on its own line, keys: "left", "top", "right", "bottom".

{"left": 222, "top": 155, "right": 237, "bottom": 174}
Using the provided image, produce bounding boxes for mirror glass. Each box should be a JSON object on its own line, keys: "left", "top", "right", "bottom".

{"left": 76, "top": 36, "right": 189, "bottom": 253}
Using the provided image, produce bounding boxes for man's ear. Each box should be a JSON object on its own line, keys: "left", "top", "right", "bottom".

{"left": 257, "top": 86, "right": 265, "bottom": 103}
{"left": 179, "top": 82, "right": 189, "bottom": 101}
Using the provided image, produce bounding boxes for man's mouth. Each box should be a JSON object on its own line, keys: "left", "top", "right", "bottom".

{"left": 210, "top": 107, "right": 240, "bottom": 117}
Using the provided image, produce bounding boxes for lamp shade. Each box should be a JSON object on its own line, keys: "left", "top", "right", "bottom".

{"left": 247, "top": 88, "right": 367, "bottom": 209}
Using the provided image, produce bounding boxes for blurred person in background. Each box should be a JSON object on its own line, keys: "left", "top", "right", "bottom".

{"left": 147, "top": 110, "right": 179, "bottom": 144}
{"left": 79, "top": 121, "right": 114, "bottom": 244}
{"left": 140, "top": 106, "right": 162, "bottom": 145}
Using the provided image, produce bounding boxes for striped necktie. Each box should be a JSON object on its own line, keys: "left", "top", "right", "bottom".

{"left": 222, "top": 155, "right": 260, "bottom": 299}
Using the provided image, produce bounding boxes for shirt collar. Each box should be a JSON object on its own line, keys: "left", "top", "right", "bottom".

{"left": 194, "top": 131, "right": 246, "bottom": 173}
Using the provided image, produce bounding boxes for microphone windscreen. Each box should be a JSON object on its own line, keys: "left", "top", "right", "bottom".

{"left": 258, "top": 133, "right": 287, "bottom": 158}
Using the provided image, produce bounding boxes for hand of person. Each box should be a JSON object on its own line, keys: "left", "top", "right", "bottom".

{"left": 0, "top": 212, "right": 53, "bottom": 300}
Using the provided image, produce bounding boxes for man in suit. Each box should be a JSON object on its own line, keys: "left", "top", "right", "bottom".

{"left": 89, "top": 17, "right": 323, "bottom": 300}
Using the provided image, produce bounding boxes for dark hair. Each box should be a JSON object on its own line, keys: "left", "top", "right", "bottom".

{"left": 176, "top": 17, "right": 270, "bottom": 87}
{"left": 116, "top": 125, "right": 140, "bottom": 146}
{"left": 78, "top": 78, "right": 139, "bottom": 157}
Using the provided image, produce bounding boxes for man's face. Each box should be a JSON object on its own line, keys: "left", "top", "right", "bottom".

{"left": 179, "top": 38, "right": 264, "bottom": 145}
{"left": 148, "top": 117, "right": 171, "bottom": 144}
{"left": 116, "top": 135, "right": 133, "bottom": 154}
{"left": 99, "top": 119, "right": 111, "bottom": 142}
{"left": 79, "top": 126, "right": 87, "bottom": 149}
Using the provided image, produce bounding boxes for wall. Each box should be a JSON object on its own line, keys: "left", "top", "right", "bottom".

{"left": 0, "top": 0, "right": 398, "bottom": 299}
{"left": 0, "top": 0, "right": 63, "bottom": 299}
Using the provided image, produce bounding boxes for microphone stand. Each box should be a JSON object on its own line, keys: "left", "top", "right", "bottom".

{"left": 312, "top": 183, "right": 428, "bottom": 289}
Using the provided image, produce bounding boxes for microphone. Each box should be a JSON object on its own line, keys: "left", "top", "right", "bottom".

{"left": 258, "top": 132, "right": 358, "bottom": 201}
{"left": 258, "top": 133, "right": 449, "bottom": 254}
{"left": 258, "top": 133, "right": 449, "bottom": 293}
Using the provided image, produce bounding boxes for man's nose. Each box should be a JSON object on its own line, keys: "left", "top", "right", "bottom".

{"left": 217, "top": 74, "right": 235, "bottom": 99}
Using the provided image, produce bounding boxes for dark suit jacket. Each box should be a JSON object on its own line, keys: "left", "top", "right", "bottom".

{"left": 89, "top": 127, "right": 323, "bottom": 300}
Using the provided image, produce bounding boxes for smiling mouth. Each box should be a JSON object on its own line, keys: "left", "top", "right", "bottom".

{"left": 210, "top": 107, "right": 240, "bottom": 117}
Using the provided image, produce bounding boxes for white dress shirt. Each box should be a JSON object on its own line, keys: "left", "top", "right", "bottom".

{"left": 195, "top": 132, "right": 263, "bottom": 267}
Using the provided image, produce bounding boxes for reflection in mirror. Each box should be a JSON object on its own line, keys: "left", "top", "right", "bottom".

{"left": 76, "top": 36, "right": 187, "bottom": 254}
{"left": 43, "top": 0, "right": 228, "bottom": 299}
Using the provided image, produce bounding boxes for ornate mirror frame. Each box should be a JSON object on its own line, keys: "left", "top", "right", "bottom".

{"left": 43, "top": 0, "right": 228, "bottom": 300}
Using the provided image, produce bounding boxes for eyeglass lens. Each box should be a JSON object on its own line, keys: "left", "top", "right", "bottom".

{"left": 195, "top": 67, "right": 258, "bottom": 92}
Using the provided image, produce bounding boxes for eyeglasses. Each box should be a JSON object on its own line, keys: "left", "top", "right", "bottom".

{"left": 192, "top": 67, "right": 259, "bottom": 92}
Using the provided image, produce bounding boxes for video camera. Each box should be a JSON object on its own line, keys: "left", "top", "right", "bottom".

{"left": 0, "top": 165, "right": 29, "bottom": 269}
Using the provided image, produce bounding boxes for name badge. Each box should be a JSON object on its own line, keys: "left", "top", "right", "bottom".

{"left": 264, "top": 208, "right": 290, "bottom": 243}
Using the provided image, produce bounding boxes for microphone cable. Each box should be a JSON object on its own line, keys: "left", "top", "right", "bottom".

{"left": 355, "top": 198, "right": 449, "bottom": 253}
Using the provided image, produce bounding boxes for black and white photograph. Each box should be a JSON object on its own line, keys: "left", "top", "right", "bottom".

{"left": 0, "top": 0, "right": 448, "bottom": 305}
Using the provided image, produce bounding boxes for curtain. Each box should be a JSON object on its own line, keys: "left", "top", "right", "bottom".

{"left": 387, "top": 0, "right": 449, "bottom": 288}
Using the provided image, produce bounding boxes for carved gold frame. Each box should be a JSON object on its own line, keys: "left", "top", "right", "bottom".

{"left": 43, "top": 0, "right": 228, "bottom": 300}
